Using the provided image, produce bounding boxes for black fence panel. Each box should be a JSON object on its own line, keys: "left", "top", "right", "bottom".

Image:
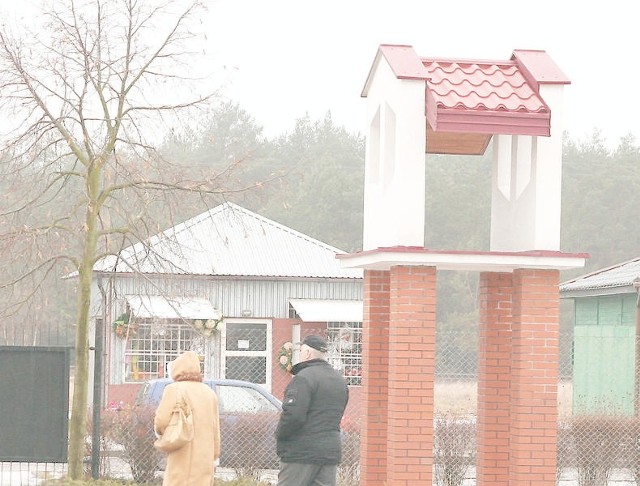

{"left": 0, "top": 346, "right": 71, "bottom": 462}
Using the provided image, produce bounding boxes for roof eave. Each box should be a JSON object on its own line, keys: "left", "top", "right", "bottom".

{"left": 560, "top": 284, "right": 637, "bottom": 298}
{"left": 339, "top": 247, "right": 588, "bottom": 273}
{"left": 362, "top": 44, "right": 429, "bottom": 97}
{"left": 428, "top": 108, "right": 551, "bottom": 137}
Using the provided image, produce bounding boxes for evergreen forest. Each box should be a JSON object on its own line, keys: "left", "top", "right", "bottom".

{"left": 3, "top": 101, "right": 640, "bottom": 348}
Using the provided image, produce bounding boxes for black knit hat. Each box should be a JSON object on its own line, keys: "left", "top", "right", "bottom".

{"left": 303, "top": 335, "right": 328, "bottom": 353}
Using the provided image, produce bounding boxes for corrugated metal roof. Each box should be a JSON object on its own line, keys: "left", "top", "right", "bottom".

{"left": 560, "top": 256, "right": 640, "bottom": 294}
{"left": 94, "top": 203, "right": 363, "bottom": 279}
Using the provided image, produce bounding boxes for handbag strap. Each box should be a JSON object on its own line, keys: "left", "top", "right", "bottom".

{"left": 173, "top": 382, "right": 194, "bottom": 479}
{"left": 175, "top": 382, "right": 192, "bottom": 417}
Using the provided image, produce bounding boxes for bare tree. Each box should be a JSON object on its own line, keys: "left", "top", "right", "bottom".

{"left": 0, "top": 0, "right": 230, "bottom": 477}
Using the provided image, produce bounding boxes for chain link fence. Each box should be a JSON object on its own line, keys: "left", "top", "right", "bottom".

{"left": 433, "top": 330, "right": 640, "bottom": 486}
{"left": 4, "top": 328, "right": 640, "bottom": 485}
{"left": 75, "top": 322, "right": 360, "bottom": 485}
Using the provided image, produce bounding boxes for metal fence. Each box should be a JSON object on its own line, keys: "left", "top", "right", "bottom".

{"left": 433, "top": 330, "right": 640, "bottom": 486}
{"left": 4, "top": 329, "right": 640, "bottom": 485}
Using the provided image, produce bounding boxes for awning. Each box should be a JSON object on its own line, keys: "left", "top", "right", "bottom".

{"left": 289, "top": 299, "right": 363, "bottom": 322}
{"left": 125, "top": 295, "right": 222, "bottom": 320}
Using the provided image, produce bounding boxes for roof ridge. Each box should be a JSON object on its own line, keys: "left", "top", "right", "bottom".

{"left": 149, "top": 201, "right": 347, "bottom": 255}
{"left": 422, "top": 57, "right": 517, "bottom": 67}
{"left": 94, "top": 202, "right": 362, "bottom": 278}
{"left": 224, "top": 203, "right": 348, "bottom": 254}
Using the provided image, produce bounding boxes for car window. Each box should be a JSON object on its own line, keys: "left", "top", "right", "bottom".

{"left": 216, "top": 385, "right": 278, "bottom": 414}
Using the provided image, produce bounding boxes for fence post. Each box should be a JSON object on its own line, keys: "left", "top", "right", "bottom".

{"left": 91, "top": 277, "right": 106, "bottom": 478}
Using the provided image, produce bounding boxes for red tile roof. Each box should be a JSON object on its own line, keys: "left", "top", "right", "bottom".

{"left": 424, "top": 59, "right": 547, "bottom": 112}
{"left": 423, "top": 56, "right": 550, "bottom": 136}
{"left": 362, "top": 45, "right": 570, "bottom": 152}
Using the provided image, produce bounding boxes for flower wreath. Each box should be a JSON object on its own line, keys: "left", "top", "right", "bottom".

{"left": 193, "top": 316, "right": 223, "bottom": 337}
{"left": 338, "top": 326, "right": 354, "bottom": 351}
{"left": 113, "top": 313, "right": 136, "bottom": 339}
{"left": 278, "top": 342, "right": 294, "bottom": 373}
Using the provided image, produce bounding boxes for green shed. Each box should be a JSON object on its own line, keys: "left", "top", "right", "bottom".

{"left": 560, "top": 257, "right": 640, "bottom": 415}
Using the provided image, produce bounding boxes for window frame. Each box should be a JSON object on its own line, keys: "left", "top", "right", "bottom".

{"left": 122, "top": 318, "right": 209, "bottom": 383}
{"left": 326, "top": 321, "right": 362, "bottom": 386}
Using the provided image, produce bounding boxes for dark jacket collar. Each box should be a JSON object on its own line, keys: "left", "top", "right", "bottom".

{"left": 291, "top": 358, "right": 326, "bottom": 375}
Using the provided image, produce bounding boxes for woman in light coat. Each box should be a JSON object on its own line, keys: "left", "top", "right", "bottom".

{"left": 154, "top": 351, "right": 221, "bottom": 486}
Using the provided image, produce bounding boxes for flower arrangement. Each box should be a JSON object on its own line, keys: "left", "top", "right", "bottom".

{"left": 193, "top": 315, "right": 223, "bottom": 337}
{"left": 113, "top": 312, "right": 136, "bottom": 338}
{"left": 278, "top": 342, "right": 294, "bottom": 373}
{"left": 338, "top": 326, "right": 354, "bottom": 351}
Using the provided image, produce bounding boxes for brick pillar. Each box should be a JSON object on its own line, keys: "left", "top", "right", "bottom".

{"left": 361, "top": 269, "right": 390, "bottom": 484}
{"left": 477, "top": 272, "right": 513, "bottom": 486}
{"left": 387, "top": 265, "right": 436, "bottom": 484}
{"left": 509, "top": 269, "right": 560, "bottom": 486}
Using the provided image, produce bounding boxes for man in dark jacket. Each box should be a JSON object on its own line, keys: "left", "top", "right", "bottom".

{"left": 276, "top": 334, "right": 349, "bottom": 486}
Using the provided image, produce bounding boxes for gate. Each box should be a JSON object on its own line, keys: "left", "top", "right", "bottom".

{"left": 0, "top": 346, "right": 71, "bottom": 484}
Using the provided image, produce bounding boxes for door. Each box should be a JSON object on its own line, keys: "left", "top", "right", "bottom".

{"left": 221, "top": 319, "right": 272, "bottom": 391}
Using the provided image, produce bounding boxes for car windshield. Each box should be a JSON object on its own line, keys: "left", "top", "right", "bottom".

{"left": 216, "top": 385, "right": 278, "bottom": 414}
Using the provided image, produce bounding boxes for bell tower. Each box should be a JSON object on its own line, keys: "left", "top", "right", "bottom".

{"left": 340, "top": 44, "right": 588, "bottom": 486}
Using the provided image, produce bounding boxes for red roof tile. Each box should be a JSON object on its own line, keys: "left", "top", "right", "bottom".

{"left": 424, "top": 60, "right": 546, "bottom": 112}
{"left": 423, "top": 57, "right": 551, "bottom": 136}
{"left": 362, "top": 45, "right": 570, "bottom": 149}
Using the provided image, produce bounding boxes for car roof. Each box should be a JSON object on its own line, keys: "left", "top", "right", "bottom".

{"left": 149, "top": 377, "right": 273, "bottom": 389}
{"left": 139, "top": 378, "right": 282, "bottom": 408}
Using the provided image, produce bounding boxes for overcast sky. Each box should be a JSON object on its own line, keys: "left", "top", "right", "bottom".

{"left": 205, "top": 0, "right": 639, "bottom": 147}
{"left": 4, "top": 0, "right": 638, "bottom": 147}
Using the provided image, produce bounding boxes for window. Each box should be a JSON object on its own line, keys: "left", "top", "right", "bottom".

{"left": 326, "top": 322, "right": 362, "bottom": 386}
{"left": 124, "top": 319, "right": 206, "bottom": 382}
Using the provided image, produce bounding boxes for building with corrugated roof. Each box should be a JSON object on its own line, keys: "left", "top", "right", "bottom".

{"left": 91, "top": 202, "right": 363, "bottom": 405}
{"left": 560, "top": 258, "right": 640, "bottom": 415}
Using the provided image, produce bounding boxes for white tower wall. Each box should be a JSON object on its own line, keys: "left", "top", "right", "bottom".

{"left": 362, "top": 58, "right": 426, "bottom": 251}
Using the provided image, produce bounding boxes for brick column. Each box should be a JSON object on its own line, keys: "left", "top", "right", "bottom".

{"left": 361, "top": 269, "right": 390, "bottom": 484}
{"left": 509, "top": 269, "right": 560, "bottom": 486}
{"left": 477, "top": 272, "right": 513, "bottom": 486}
{"left": 387, "top": 265, "right": 436, "bottom": 484}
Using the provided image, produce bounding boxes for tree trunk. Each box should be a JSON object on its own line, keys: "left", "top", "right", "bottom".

{"left": 68, "top": 168, "right": 101, "bottom": 479}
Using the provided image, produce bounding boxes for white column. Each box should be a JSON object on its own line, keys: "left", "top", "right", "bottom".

{"left": 363, "top": 58, "right": 426, "bottom": 251}
{"left": 490, "top": 84, "right": 564, "bottom": 252}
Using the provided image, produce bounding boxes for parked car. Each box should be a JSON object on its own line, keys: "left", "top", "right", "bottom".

{"left": 136, "top": 378, "right": 282, "bottom": 469}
